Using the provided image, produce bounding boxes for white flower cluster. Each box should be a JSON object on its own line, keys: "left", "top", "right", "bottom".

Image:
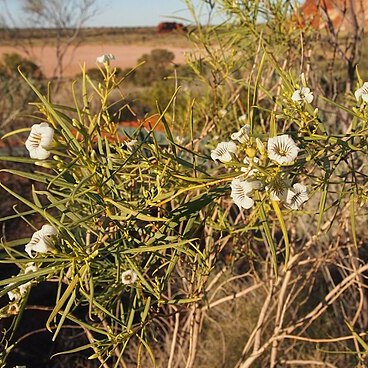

{"left": 8, "top": 263, "right": 38, "bottom": 302}
{"left": 10, "top": 222, "right": 137, "bottom": 301}
{"left": 291, "top": 80, "right": 368, "bottom": 106}
{"left": 210, "top": 123, "right": 309, "bottom": 211}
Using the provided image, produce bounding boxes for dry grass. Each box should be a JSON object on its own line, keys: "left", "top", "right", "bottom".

{"left": 0, "top": 27, "right": 192, "bottom": 48}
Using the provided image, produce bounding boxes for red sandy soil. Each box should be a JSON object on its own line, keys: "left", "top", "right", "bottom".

{"left": 0, "top": 44, "right": 193, "bottom": 78}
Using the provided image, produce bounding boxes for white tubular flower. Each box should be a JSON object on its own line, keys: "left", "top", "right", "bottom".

{"left": 25, "top": 224, "right": 57, "bottom": 258}
{"left": 354, "top": 82, "right": 368, "bottom": 102}
{"left": 7, "top": 287, "right": 18, "bottom": 301}
{"left": 231, "top": 125, "right": 250, "bottom": 144}
{"left": 7, "top": 285, "right": 28, "bottom": 301}
{"left": 8, "top": 263, "right": 38, "bottom": 301}
{"left": 18, "top": 263, "right": 38, "bottom": 296}
{"left": 267, "top": 135, "right": 299, "bottom": 165}
{"left": 8, "top": 283, "right": 32, "bottom": 301}
{"left": 292, "top": 87, "right": 314, "bottom": 103}
{"left": 96, "top": 53, "right": 115, "bottom": 64}
{"left": 24, "top": 263, "right": 38, "bottom": 273}
{"left": 25, "top": 123, "right": 54, "bottom": 160}
{"left": 230, "top": 178, "right": 261, "bottom": 210}
{"left": 210, "top": 141, "right": 237, "bottom": 163}
{"left": 286, "top": 183, "right": 309, "bottom": 210}
{"left": 121, "top": 270, "right": 138, "bottom": 285}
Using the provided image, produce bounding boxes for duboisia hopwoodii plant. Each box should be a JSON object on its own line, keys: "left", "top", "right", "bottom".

{"left": 1, "top": 22, "right": 368, "bottom": 367}
{"left": 0, "top": 54, "right": 217, "bottom": 365}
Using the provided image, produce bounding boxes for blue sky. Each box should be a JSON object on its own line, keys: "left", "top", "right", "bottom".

{"left": 2, "top": 0, "right": 212, "bottom": 27}
{"left": 92, "top": 0, "right": 203, "bottom": 27}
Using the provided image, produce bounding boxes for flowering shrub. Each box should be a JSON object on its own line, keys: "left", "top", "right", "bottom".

{"left": 1, "top": 56, "right": 218, "bottom": 365}
{"left": 2, "top": 2, "right": 368, "bottom": 367}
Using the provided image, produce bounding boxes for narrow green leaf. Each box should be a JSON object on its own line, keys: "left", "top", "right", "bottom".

{"left": 52, "top": 290, "right": 76, "bottom": 341}
{"left": 125, "top": 258, "right": 155, "bottom": 295}
{"left": 259, "top": 200, "right": 278, "bottom": 277}
{"left": 126, "top": 294, "right": 137, "bottom": 332}
{"left": 271, "top": 200, "right": 290, "bottom": 267}
{"left": 105, "top": 198, "right": 168, "bottom": 222}
{"left": 141, "top": 296, "right": 151, "bottom": 323}
{"left": 346, "top": 320, "right": 368, "bottom": 352}
{"left": 46, "top": 264, "right": 87, "bottom": 332}
{"left": 64, "top": 312, "right": 110, "bottom": 336}
{"left": 350, "top": 194, "right": 358, "bottom": 248}
{"left": 136, "top": 334, "right": 156, "bottom": 368}
{"left": 0, "top": 156, "right": 38, "bottom": 164}
{"left": 122, "top": 239, "right": 195, "bottom": 255}
{"left": 1, "top": 127, "right": 31, "bottom": 139}
{"left": 317, "top": 186, "right": 328, "bottom": 232}
{"left": 51, "top": 343, "right": 95, "bottom": 359}
{"left": 0, "top": 169, "right": 75, "bottom": 189}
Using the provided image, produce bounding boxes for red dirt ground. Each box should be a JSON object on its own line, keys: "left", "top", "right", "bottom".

{"left": 0, "top": 44, "right": 192, "bottom": 78}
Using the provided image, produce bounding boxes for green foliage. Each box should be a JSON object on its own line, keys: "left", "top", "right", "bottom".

{"left": 2, "top": 1, "right": 368, "bottom": 367}
{"left": 0, "top": 62, "right": 222, "bottom": 365}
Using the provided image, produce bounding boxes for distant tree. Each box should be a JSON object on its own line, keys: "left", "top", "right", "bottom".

{"left": 139, "top": 49, "right": 175, "bottom": 66}
{"left": 1, "top": 0, "right": 99, "bottom": 89}
{"left": 320, "top": 0, "right": 365, "bottom": 94}
{"left": 0, "top": 52, "right": 43, "bottom": 79}
{"left": 128, "top": 49, "right": 176, "bottom": 86}
{"left": 301, "top": 0, "right": 366, "bottom": 94}
{"left": 0, "top": 53, "right": 45, "bottom": 136}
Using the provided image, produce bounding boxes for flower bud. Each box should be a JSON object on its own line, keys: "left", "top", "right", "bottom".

{"left": 256, "top": 138, "right": 266, "bottom": 155}
{"left": 246, "top": 147, "right": 256, "bottom": 158}
{"left": 34, "top": 161, "right": 56, "bottom": 169}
